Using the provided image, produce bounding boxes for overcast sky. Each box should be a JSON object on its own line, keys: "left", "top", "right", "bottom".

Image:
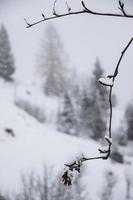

{"left": 0, "top": 0, "right": 133, "bottom": 110}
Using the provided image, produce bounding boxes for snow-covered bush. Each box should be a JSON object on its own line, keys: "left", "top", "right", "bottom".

{"left": 13, "top": 165, "right": 86, "bottom": 200}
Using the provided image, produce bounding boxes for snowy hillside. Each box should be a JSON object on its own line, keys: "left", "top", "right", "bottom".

{"left": 0, "top": 80, "right": 133, "bottom": 200}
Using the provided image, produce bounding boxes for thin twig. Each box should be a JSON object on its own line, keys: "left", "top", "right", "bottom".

{"left": 25, "top": 1, "right": 133, "bottom": 28}
{"left": 110, "top": 37, "right": 133, "bottom": 79}
{"left": 66, "top": 1, "right": 71, "bottom": 12}
{"left": 53, "top": 0, "right": 59, "bottom": 16}
{"left": 118, "top": 1, "right": 127, "bottom": 16}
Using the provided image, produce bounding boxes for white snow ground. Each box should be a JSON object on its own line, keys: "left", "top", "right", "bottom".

{"left": 0, "top": 79, "right": 133, "bottom": 200}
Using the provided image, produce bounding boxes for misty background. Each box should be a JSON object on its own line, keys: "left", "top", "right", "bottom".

{"left": 0, "top": 1, "right": 133, "bottom": 200}
{"left": 0, "top": 0, "right": 133, "bottom": 108}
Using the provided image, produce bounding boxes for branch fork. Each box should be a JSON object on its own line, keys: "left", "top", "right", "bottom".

{"left": 24, "top": 1, "right": 133, "bottom": 28}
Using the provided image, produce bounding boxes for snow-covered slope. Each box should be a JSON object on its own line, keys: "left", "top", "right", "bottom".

{"left": 0, "top": 79, "right": 133, "bottom": 200}
{"left": 15, "top": 82, "right": 59, "bottom": 124}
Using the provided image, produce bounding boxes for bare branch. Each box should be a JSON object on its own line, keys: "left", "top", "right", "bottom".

{"left": 25, "top": 1, "right": 133, "bottom": 28}
{"left": 62, "top": 37, "right": 133, "bottom": 185}
{"left": 108, "top": 38, "right": 133, "bottom": 79}
{"left": 81, "top": 1, "right": 128, "bottom": 17}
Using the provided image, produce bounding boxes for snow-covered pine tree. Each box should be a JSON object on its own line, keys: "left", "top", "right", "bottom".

{"left": 0, "top": 24, "right": 15, "bottom": 81}
{"left": 89, "top": 58, "right": 109, "bottom": 139}
{"left": 65, "top": 69, "right": 82, "bottom": 136}
{"left": 91, "top": 58, "right": 109, "bottom": 110}
{"left": 125, "top": 103, "right": 133, "bottom": 140}
{"left": 80, "top": 58, "right": 109, "bottom": 139}
{"left": 37, "top": 24, "right": 66, "bottom": 96}
{"left": 57, "top": 92, "right": 77, "bottom": 135}
{"left": 79, "top": 88, "right": 94, "bottom": 137}
{"left": 13, "top": 164, "right": 87, "bottom": 200}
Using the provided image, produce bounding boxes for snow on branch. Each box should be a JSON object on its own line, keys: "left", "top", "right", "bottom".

{"left": 99, "top": 77, "right": 114, "bottom": 87}
{"left": 61, "top": 37, "right": 133, "bottom": 185}
{"left": 24, "top": 0, "right": 133, "bottom": 28}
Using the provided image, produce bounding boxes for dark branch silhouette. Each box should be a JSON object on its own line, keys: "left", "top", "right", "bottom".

{"left": 25, "top": 0, "right": 133, "bottom": 28}
{"left": 62, "top": 37, "right": 133, "bottom": 185}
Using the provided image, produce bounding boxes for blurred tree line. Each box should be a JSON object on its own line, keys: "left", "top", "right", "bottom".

{"left": 1, "top": 22, "right": 133, "bottom": 142}
{"left": 37, "top": 23, "right": 133, "bottom": 143}
{"left": 37, "top": 24, "right": 115, "bottom": 140}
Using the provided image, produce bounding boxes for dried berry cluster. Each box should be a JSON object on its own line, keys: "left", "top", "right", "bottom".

{"left": 62, "top": 160, "right": 82, "bottom": 185}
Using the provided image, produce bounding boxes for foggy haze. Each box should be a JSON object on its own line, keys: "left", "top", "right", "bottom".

{"left": 0, "top": 0, "right": 133, "bottom": 109}
{"left": 1, "top": 0, "right": 133, "bottom": 196}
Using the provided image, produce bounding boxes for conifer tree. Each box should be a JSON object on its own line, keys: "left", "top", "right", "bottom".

{"left": 89, "top": 58, "right": 109, "bottom": 139}
{"left": 91, "top": 58, "right": 109, "bottom": 110}
{"left": 38, "top": 24, "right": 66, "bottom": 96}
{"left": 0, "top": 24, "right": 15, "bottom": 81}
{"left": 80, "top": 58, "right": 109, "bottom": 139}
{"left": 79, "top": 88, "right": 93, "bottom": 137}
{"left": 57, "top": 92, "right": 77, "bottom": 135}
